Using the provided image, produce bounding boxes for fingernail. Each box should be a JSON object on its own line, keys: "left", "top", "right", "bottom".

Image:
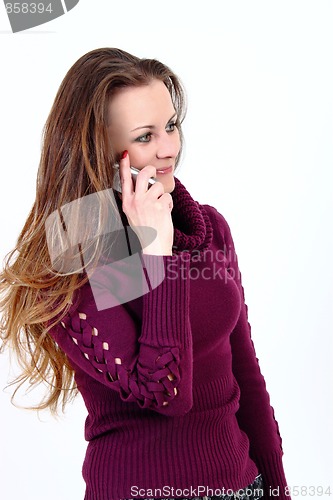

{"left": 121, "top": 150, "right": 128, "bottom": 159}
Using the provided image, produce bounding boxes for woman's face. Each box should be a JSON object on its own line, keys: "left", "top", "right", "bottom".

{"left": 107, "top": 79, "right": 181, "bottom": 193}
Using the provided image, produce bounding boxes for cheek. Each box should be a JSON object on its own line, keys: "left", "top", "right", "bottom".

{"left": 175, "top": 130, "right": 181, "bottom": 150}
{"left": 126, "top": 147, "right": 151, "bottom": 167}
{"left": 127, "top": 131, "right": 181, "bottom": 166}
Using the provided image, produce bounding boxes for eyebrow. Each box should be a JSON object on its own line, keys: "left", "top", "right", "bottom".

{"left": 130, "top": 113, "right": 177, "bottom": 132}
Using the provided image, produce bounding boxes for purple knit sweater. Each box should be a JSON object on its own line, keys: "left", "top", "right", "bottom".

{"left": 50, "top": 177, "right": 290, "bottom": 500}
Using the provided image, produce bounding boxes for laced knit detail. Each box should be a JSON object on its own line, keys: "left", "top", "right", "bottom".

{"left": 60, "top": 309, "right": 181, "bottom": 409}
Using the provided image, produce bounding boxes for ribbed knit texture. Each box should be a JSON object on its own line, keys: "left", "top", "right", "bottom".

{"left": 171, "top": 177, "right": 214, "bottom": 254}
{"left": 50, "top": 176, "right": 290, "bottom": 500}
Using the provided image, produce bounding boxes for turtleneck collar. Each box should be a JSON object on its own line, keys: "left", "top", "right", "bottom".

{"left": 113, "top": 176, "right": 213, "bottom": 255}
{"left": 171, "top": 177, "right": 213, "bottom": 255}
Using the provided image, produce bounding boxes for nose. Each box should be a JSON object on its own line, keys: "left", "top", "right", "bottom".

{"left": 156, "top": 130, "right": 180, "bottom": 160}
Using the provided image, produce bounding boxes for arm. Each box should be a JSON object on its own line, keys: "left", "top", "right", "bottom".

{"left": 49, "top": 252, "right": 193, "bottom": 417}
{"left": 207, "top": 206, "right": 291, "bottom": 499}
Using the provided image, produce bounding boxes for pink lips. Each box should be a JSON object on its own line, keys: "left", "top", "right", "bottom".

{"left": 156, "top": 166, "right": 173, "bottom": 174}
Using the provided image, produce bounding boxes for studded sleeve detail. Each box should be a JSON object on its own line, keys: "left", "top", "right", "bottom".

{"left": 51, "top": 254, "right": 193, "bottom": 416}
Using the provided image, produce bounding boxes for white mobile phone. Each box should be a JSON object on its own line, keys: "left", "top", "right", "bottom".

{"left": 112, "top": 164, "right": 157, "bottom": 193}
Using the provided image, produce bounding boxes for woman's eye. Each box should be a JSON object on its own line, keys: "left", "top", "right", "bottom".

{"left": 135, "top": 132, "right": 152, "bottom": 143}
{"left": 166, "top": 122, "right": 177, "bottom": 132}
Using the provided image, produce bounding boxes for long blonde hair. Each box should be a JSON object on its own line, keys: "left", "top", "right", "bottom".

{"left": 0, "top": 47, "right": 186, "bottom": 416}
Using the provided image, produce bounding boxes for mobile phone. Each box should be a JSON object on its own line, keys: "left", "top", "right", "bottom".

{"left": 112, "top": 164, "right": 157, "bottom": 193}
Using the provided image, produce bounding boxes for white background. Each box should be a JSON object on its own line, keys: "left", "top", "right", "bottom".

{"left": 0, "top": 1, "right": 332, "bottom": 499}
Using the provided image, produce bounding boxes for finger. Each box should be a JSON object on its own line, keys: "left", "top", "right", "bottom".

{"left": 159, "top": 192, "right": 173, "bottom": 210}
{"left": 146, "top": 180, "right": 165, "bottom": 198}
{"left": 135, "top": 166, "right": 158, "bottom": 194}
{"left": 119, "top": 151, "right": 133, "bottom": 197}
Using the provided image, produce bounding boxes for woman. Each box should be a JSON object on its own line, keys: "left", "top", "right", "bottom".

{"left": 0, "top": 48, "right": 291, "bottom": 500}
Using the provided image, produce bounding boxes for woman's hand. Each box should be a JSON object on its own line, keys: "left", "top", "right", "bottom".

{"left": 119, "top": 152, "right": 174, "bottom": 256}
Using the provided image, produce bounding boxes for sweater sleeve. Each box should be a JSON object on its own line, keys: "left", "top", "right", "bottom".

{"left": 49, "top": 252, "right": 193, "bottom": 417}
{"left": 207, "top": 206, "right": 291, "bottom": 500}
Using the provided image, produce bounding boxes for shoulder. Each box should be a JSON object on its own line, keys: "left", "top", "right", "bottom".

{"left": 200, "top": 203, "right": 233, "bottom": 241}
{"left": 200, "top": 204, "right": 240, "bottom": 273}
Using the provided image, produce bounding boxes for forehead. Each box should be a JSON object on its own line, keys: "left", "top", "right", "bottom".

{"left": 108, "top": 79, "right": 175, "bottom": 127}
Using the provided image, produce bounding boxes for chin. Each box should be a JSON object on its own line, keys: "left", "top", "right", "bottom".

{"left": 161, "top": 176, "right": 175, "bottom": 194}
